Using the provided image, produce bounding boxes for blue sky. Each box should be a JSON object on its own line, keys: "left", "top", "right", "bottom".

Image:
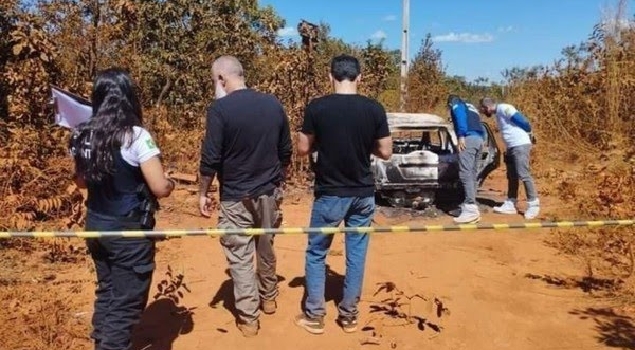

{"left": 260, "top": 0, "right": 635, "bottom": 82}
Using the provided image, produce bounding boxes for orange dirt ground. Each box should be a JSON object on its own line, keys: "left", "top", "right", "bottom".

{"left": 2, "top": 167, "right": 635, "bottom": 350}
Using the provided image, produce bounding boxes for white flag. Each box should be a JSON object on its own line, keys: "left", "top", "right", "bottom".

{"left": 51, "top": 85, "right": 92, "bottom": 129}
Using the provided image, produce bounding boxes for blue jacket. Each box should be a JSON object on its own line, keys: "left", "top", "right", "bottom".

{"left": 449, "top": 99, "right": 485, "bottom": 138}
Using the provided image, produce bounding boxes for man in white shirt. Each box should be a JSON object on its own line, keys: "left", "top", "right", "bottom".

{"left": 478, "top": 97, "right": 540, "bottom": 220}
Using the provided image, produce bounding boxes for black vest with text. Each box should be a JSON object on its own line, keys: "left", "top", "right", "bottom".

{"left": 71, "top": 130, "right": 145, "bottom": 217}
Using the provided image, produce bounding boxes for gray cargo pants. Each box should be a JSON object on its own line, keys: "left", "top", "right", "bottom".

{"left": 458, "top": 135, "right": 484, "bottom": 205}
{"left": 505, "top": 143, "right": 539, "bottom": 201}
{"left": 218, "top": 187, "right": 283, "bottom": 324}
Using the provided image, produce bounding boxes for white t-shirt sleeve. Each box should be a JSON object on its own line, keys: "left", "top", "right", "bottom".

{"left": 121, "top": 126, "right": 161, "bottom": 167}
{"left": 497, "top": 104, "right": 518, "bottom": 119}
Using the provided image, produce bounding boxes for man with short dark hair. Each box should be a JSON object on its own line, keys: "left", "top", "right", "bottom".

{"left": 294, "top": 54, "right": 393, "bottom": 335}
{"left": 479, "top": 97, "right": 540, "bottom": 219}
{"left": 198, "top": 55, "right": 292, "bottom": 337}
{"left": 447, "top": 94, "right": 486, "bottom": 223}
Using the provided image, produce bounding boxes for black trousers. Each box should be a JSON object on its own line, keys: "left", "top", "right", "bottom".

{"left": 85, "top": 210, "right": 156, "bottom": 350}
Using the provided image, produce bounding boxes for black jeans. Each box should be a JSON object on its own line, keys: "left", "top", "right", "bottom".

{"left": 85, "top": 210, "right": 156, "bottom": 350}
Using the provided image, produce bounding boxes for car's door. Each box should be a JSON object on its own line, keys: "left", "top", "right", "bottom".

{"left": 476, "top": 122, "right": 501, "bottom": 187}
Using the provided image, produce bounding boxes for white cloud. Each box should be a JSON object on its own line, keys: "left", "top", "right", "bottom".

{"left": 382, "top": 14, "right": 397, "bottom": 22}
{"left": 277, "top": 26, "right": 298, "bottom": 37}
{"left": 432, "top": 32, "right": 494, "bottom": 43}
{"left": 497, "top": 25, "right": 513, "bottom": 33}
{"left": 370, "top": 30, "right": 387, "bottom": 40}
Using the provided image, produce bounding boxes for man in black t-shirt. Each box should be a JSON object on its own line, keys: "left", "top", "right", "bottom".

{"left": 198, "top": 55, "right": 292, "bottom": 337}
{"left": 294, "top": 54, "right": 393, "bottom": 335}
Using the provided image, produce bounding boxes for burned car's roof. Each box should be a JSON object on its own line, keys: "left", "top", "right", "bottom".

{"left": 386, "top": 112, "right": 458, "bottom": 145}
{"left": 386, "top": 112, "right": 451, "bottom": 129}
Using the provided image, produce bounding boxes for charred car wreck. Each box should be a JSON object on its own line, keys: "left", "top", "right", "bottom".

{"left": 371, "top": 113, "right": 501, "bottom": 209}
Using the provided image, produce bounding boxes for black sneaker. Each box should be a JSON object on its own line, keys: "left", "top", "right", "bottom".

{"left": 337, "top": 316, "right": 358, "bottom": 333}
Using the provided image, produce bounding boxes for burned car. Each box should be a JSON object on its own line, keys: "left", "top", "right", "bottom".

{"left": 371, "top": 112, "right": 500, "bottom": 209}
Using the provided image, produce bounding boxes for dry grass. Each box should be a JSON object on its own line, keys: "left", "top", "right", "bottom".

{"left": 508, "top": 4, "right": 635, "bottom": 298}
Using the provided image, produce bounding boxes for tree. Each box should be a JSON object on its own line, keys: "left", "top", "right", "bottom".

{"left": 405, "top": 33, "right": 447, "bottom": 112}
{"left": 360, "top": 40, "right": 398, "bottom": 99}
{"left": 0, "top": 0, "right": 19, "bottom": 123}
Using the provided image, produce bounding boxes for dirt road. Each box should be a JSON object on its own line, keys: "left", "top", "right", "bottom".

{"left": 3, "top": 169, "right": 634, "bottom": 350}
{"left": 125, "top": 170, "right": 634, "bottom": 350}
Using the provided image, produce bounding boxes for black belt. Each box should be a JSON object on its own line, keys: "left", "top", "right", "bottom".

{"left": 125, "top": 209, "right": 143, "bottom": 220}
{"left": 248, "top": 186, "right": 277, "bottom": 199}
{"left": 88, "top": 208, "right": 141, "bottom": 220}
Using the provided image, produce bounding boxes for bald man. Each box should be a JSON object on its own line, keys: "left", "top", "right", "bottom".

{"left": 198, "top": 55, "right": 292, "bottom": 337}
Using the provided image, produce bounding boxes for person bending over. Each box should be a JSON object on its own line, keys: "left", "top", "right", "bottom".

{"left": 479, "top": 97, "right": 540, "bottom": 220}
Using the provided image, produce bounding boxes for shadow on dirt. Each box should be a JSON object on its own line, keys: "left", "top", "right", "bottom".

{"left": 209, "top": 268, "right": 286, "bottom": 318}
{"left": 524, "top": 273, "right": 623, "bottom": 294}
{"left": 132, "top": 266, "right": 195, "bottom": 350}
{"left": 132, "top": 298, "right": 195, "bottom": 350}
{"left": 288, "top": 264, "right": 344, "bottom": 312}
{"left": 358, "top": 282, "right": 449, "bottom": 347}
{"left": 476, "top": 197, "right": 503, "bottom": 208}
{"left": 365, "top": 306, "right": 442, "bottom": 333}
{"left": 570, "top": 308, "right": 635, "bottom": 349}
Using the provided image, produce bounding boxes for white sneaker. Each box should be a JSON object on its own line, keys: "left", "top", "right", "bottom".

{"left": 453, "top": 204, "right": 481, "bottom": 224}
{"left": 493, "top": 199, "right": 518, "bottom": 215}
{"left": 524, "top": 199, "right": 540, "bottom": 220}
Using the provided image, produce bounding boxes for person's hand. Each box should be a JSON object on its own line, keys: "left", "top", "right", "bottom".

{"left": 199, "top": 195, "right": 214, "bottom": 218}
{"left": 528, "top": 132, "right": 537, "bottom": 145}
{"left": 458, "top": 136, "right": 467, "bottom": 152}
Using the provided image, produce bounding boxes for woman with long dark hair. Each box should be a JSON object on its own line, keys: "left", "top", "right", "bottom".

{"left": 69, "top": 67, "right": 175, "bottom": 350}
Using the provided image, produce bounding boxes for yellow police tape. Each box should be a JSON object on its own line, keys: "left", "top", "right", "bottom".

{"left": 0, "top": 220, "right": 634, "bottom": 239}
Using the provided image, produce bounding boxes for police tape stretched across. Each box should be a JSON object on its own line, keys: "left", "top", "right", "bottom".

{"left": 2, "top": 219, "right": 634, "bottom": 238}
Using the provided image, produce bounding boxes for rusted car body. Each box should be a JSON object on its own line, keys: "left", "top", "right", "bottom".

{"left": 371, "top": 112, "right": 500, "bottom": 208}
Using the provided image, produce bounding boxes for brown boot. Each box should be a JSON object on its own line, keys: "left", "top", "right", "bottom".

{"left": 236, "top": 319, "right": 259, "bottom": 337}
{"left": 261, "top": 299, "right": 277, "bottom": 315}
